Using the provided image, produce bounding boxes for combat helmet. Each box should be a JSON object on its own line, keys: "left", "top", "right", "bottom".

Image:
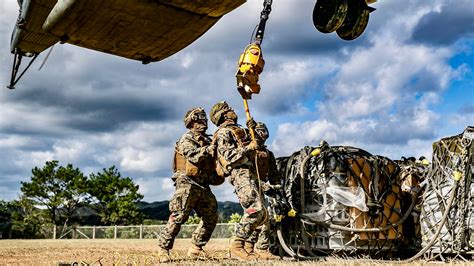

{"left": 210, "top": 101, "right": 232, "bottom": 126}
{"left": 255, "top": 122, "right": 269, "bottom": 140}
{"left": 184, "top": 107, "right": 207, "bottom": 128}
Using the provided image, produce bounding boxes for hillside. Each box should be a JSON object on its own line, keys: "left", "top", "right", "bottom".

{"left": 138, "top": 201, "right": 242, "bottom": 222}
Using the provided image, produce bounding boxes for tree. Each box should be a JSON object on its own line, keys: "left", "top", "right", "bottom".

{"left": 227, "top": 213, "right": 242, "bottom": 223}
{"left": 87, "top": 166, "right": 143, "bottom": 225}
{"left": 185, "top": 213, "right": 201, "bottom": 225}
{"left": 9, "top": 196, "right": 51, "bottom": 238}
{"left": 20, "top": 161, "right": 88, "bottom": 225}
{"left": 0, "top": 200, "right": 12, "bottom": 238}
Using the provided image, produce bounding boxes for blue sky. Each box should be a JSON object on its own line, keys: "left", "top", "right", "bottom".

{"left": 0, "top": 0, "right": 473, "bottom": 202}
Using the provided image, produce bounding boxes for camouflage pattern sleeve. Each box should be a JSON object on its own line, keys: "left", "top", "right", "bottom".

{"left": 267, "top": 150, "right": 282, "bottom": 186}
{"left": 177, "top": 132, "right": 211, "bottom": 164}
{"left": 216, "top": 128, "right": 248, "bottom": 166}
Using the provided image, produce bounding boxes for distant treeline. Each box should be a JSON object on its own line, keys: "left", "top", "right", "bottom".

{"left": 0, "top": 160, "right": 242, "bottom": 239}
{"left": 138, "top": 201, "right": 242, "bottom": 223}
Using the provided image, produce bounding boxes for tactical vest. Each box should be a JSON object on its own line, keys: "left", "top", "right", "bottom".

{"left": 229, "top": 125, "right": 251, "bottom": 147}
{"left": 173, "top": 149, "right": 200, "bottom": 177}
{"left": 172, "top": 135, "right": 216, "bottom": 183}
{"left": 213, "top": 125, "right": 251, "bottom": 177}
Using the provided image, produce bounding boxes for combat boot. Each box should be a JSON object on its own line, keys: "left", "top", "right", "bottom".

{"left": 254, "top": 248, "right": 280, "bottom": 260}
{"left": 244, "top": 241, "right": 255, "bottom": 254}
{"left": 157, "top": 246, "right": 171, "bottom": 263}
{"left": 229, "top": 237, "right": 257, "bottom": 261}
{"left": 187, "top": 244, "right": 206, "bottom": 260}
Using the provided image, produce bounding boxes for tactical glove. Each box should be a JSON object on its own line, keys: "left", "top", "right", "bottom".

{"left": 205, "top": 144, "right": 215, "bottom": 156}
{"left": 245, "top": 140, "right": 259, "bottom": 152}
{"left": 246, "top": 117, "right": 257, "bottom": 130}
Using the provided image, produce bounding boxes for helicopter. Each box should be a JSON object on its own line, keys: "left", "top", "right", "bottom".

{"left": 7, "top": 0, "right": 377, "bottom": 89}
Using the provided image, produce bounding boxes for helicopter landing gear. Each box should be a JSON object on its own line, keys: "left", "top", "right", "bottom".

{"left": 313, "top": 0, "right": 375, "bottom": 40}
{"left": 336, "top": 0, "right": 374, "bottom": 41}
{"left": 312, "top": 0, "right": 348, "bottom": 33}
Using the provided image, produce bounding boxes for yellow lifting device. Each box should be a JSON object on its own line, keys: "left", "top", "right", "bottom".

{"left": 235, "top": 0, "right": 272, "bottom": 140}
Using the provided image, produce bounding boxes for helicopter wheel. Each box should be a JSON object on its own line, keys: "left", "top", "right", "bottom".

{"left": 312, "top": 0, "right": 348, "bottom": 33}
{"left": 336, "top": 0, "right": 370, "bottom": 41}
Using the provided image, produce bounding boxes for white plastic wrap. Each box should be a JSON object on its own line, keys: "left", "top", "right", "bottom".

{"left": 326, "top": 186, "right": 369, "bottom": 212}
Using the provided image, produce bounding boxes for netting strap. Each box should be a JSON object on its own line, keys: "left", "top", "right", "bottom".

{"left": 276, "top": 222, "right": 325, "bottom": 260}
{"left": 402, "top": 178, "right": 461, "bottom": 263}
{"left": 299, "top": 190, "right": 419, "bottom": 233}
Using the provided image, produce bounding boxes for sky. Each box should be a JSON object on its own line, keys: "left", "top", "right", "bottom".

{"left": 0, "top": 0, "right": 473, "bottom": 203}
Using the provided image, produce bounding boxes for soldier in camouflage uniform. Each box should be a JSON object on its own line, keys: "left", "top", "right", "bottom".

{"left": 245, "top": 121, "right": 281, "bottom": 260}
{"left": 157, "top": 107, "right": 219, "bottom": 263}
{"left": 210, "top": 101, "right": 265, "bottom": 261}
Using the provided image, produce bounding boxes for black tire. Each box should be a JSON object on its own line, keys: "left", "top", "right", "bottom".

{"left": 312, "top": 0, "right": 348, "bottom": 33}
{"left": 336, "top": 1, "right": 370, "bottom": 41}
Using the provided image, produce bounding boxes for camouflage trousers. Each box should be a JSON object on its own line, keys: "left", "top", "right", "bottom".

{"left": 230, "top": 168, "right": 268, "bottom": 239}
{"left": 247, "top": 222, "right": 270, "bottom": 250}
{"left": 157, "top": 177, "right": 218, "bottom": 250}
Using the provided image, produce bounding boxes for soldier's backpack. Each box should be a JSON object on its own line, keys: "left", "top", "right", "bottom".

{"left": 213, "top": 125, "right": 251, "bottom": 178}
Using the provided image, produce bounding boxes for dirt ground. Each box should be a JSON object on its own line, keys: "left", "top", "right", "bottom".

{"left": 0, "top": 239, "right": 471, "bottom": 265}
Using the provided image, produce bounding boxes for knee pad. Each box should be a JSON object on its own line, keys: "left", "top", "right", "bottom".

{"left": 170, "top": 211, "right": 188, "bottom": 224}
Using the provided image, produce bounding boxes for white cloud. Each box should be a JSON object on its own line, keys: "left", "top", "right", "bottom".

{"left": 322, "top": 40, "right": 454, "bottom": 121}
{"left": 119, "top": 146, "right": 172, "bottom": 172}
{"left": 269, "top": 0, "right": 466, "bottom": 161}
{"left": 211, "top": 182, "right": 239, "bottom": 203}
{"left": 136, "top": 177, "right": 175, "bottom": 202}
{"left": 0, "top": 0, "right": 472, "bottom": 203}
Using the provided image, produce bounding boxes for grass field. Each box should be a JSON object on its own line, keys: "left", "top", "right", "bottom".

{"left": 0, "top": 239, "right": 471, "bottom": 265}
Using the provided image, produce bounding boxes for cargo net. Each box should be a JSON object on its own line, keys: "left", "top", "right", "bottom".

{"left": 420, "top": 126, "right": 473, "bottom": 257}
{"left": 273, "top": 143, "right": 427, "bottom": 257}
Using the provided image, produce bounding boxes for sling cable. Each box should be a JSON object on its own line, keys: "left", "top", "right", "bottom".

{"left": 235, "top": 0, "right": 276, "bottom": 226}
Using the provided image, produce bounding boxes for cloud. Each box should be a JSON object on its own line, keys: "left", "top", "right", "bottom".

{"left": 411, "top": 1, "right": 474, "bottom": 45}
{"left": 0, "top": 120, "right": 182, "bottom": 201}
{"left": 460, "top": 104, "right": 474, "bottom": 114}
{"left": 252, "top": 56, "right": 338, "bottom": 115}
{"left": 136, "top": 177, "right": 175, "bottom": 202}
{"left": 0, "top": 0, "right": 472, "bottom": 203}
{"left": 271, "top": 119, "right": 437, "bottom": 160}
{"left": 270, "top": 0, "right": 466, "bottom": 160}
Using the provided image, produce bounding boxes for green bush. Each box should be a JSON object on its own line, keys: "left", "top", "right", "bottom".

{"left": 227, "top": 213, "right": 241, "bottom": 223}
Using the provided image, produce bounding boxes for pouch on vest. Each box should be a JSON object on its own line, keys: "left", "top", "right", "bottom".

{"left": 172, "top": 147, "right": 185, "bottom": 181}
{"left": 173, "top": 148, "right": 200, "bottom": 178}
{"left": 185, "top": 160, "right": 200, "bottom": 177}
{"left": 215, "top": 156, "right": 230, "bottom": 177}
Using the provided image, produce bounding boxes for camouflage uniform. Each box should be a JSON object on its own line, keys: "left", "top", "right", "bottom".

{"left": 214, "top": 120, "right": 267, "bottom": 240}
{"left": 157, "top": 119, "right": 218, "bottom": 250}
{"left": 247, "top": 146, "right": 281, "bottom": 250}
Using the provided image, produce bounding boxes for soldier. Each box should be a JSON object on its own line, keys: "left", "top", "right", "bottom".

{"left": 245, "top": 121, "right": 282, "bottom": 260}
{"left": 157, "top": 107, "right": 219, "bottom": 263}
{"left": 209, "top": 101, "right": 265, "bottom": 261}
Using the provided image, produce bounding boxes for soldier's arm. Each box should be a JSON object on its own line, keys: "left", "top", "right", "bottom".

{"left": 216, "top": 129, "right": 247, "bottom": 165}
{"left": 179, "top": 134, "right": 211, "bottom": 164}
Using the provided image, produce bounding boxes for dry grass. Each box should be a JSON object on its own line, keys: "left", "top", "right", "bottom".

{"left": 0, "top": 239, "right": 471, "bottom": 265}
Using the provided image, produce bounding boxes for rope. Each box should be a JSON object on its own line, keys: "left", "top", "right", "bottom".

{"left": 254, "top": 151, "right": 270, "bottom": 224}
{"left": 277, "top": 145, "right": 419, "bottom": 257}
{"left": 273, "top": 129, "right": 473, "bottom": 261}
{"left": 352, "top": 177, "right": 460, "bottom": 264}
{"left": 299, "top": 190, "right": 420, "bottom": 233}
{"left": 276, "top": 223, "right": 325, "bottom": 260}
